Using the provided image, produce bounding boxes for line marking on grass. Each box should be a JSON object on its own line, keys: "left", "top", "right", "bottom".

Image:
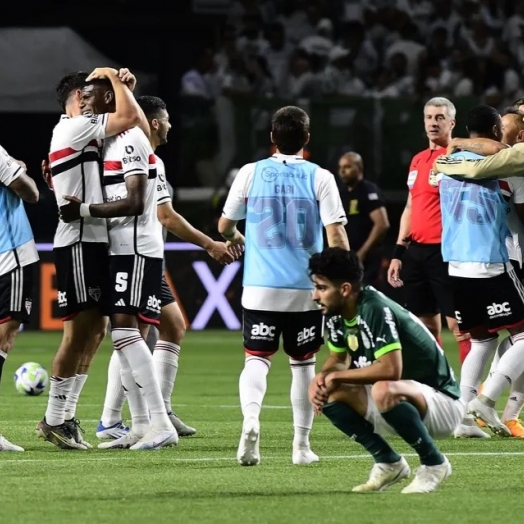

{"left": 2, "top": 451, "right": 524, "bottom": 465}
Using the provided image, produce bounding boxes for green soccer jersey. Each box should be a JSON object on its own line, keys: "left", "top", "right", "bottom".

{"left": 326, "top": 286, "right": 460, "bottom": 399}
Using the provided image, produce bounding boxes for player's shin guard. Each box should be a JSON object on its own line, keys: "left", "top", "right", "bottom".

{"left": 64, "top": 374, "right": 88, "bottom": 420}
{"left": 290, "top": 356, "right": 315, "bottom": 448}
{"left": 239, "top": 356, "right": 270, "bottom": 421}
{"left": 322, "top": 401, "right": 401, "bottom": 464}
{"left": 101, "top": 351, "right": 126, "bottom": 427}
{"left": 153, "top": 341, "right": 180, "bottom": 413}
{"left": 380, "top": 401, "right": 444, "bottom": 466}
{"left": 482, "top": 334, "right": 524, "bottom": 403}
{"left": 458, "top": 339, "right": 471, "bottom": 364}
{"left": 112, "top": 328, "right": 171, "bottom": 430}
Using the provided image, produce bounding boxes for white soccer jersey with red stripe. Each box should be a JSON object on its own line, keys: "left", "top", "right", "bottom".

{"left": 49, "top": 114, "right": 109, "bottom": 247}
{"left": 102, "top": 127, "right": 163, "bottom": 258}
{"left": 499, "top": 178, "right": 524, "bottom": 267}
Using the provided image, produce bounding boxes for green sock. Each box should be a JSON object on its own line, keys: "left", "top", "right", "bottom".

{"left": 323, "top": 401, "right": 401, "bottom": 464}
{"left": 380, "top": 401, "right": 444, "bottom": 466}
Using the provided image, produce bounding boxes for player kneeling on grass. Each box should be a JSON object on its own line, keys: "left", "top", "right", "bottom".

{"left": 308, "top": 248, "right": 463, "bottom": 494}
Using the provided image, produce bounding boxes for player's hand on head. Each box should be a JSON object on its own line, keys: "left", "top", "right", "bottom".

{"left": 59, "top": 196, "right": 82, "bottom": 223}
{"left": 86, "top": 67, "right": 118, "bottom": 81}
{"left": 387, "top": 259, "right": 404, "bottom": 288}
{"left": 207, "top": 241, "right": 235, "bottom": 265}
{"left": 41, "top": 159, "right": 54, "bottom": 191}
{"left": 118, "top": 68, "right": 137, "bottom": 91}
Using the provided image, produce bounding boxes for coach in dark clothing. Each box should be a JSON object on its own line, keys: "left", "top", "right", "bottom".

{"left": 338, "top": 152, "right": 390, "bottom": 285}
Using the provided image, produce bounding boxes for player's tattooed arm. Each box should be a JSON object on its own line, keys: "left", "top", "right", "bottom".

{"left": 446, "top": 137, "right": 508, "bottom": 156}
{"left": 60, "top": 174, "right": 146, "bottom": 222}
{"left": 325, "top": 223, "right": 349, "bottom": 250}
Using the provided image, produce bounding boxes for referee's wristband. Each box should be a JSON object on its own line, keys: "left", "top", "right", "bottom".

{"left": 392, "top": 244, "right": 407, "bottom": 260}
{"left": 79, "top": 203, "right": 91, "bottom": 218}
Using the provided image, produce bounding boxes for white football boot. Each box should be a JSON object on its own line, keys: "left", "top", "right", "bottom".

{"left": 352, "top": 457, "right": 410, "bottom": 492}
{"left": 98, "top": 429, "right": 144, "bottom": 449}
{"left": 292, "top": 447, "right": 319, "bottom": 465}
{"left": 468, "top": 398, "right": 511, "bottom": 437}
{"left": 237, "top": 417, "right": 260, "bottom": 466}
{"left": 453, "top": 414, "right": 490, "bottom": 438}
{"left": 0, "top": 435, "right": 24, "bottom": 452}
{"left": 129, "top": 427, "right": 178, "bottom": 450}
{"left": 402, "top": 456, "right": 452, "bottom": 494}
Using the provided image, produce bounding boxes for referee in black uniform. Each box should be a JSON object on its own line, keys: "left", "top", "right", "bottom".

{"left": 337, "top": 152, "right": 390, "bottom": 285}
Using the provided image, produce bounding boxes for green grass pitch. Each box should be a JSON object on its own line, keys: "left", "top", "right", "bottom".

{"left": 1, "top": 330, "right": 523, "bottom": 524}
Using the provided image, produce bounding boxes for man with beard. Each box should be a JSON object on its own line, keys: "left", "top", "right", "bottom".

{"left": 308, "top": 247, "right": 462, "bottom": 494}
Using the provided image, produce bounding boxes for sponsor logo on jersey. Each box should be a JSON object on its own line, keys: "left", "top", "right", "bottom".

{"left": 57, "top": 291, "right": 67, "bottom": 307}
{"left": 250, "top": 322, "right": 275, "bottom": 340}
{"left": 384, "top": 307, "right": 399, "bottom": 339}
{"left": 353, "top": 356, "right": 371, "bottom": 368}
{"left": 147, "top": 295, "right": 161, "bottom": 313}
{"left": 407, "top": 170, "right": 417, "bottom": 189}
{"left": 297, "top": 326, "right": 316, "bottom": 345}
{"left": 486, "top": 302, "right": 511, "bottom": 318}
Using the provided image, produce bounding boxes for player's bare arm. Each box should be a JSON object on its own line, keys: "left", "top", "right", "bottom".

{"left": 324, "top": 348, "right": 403, "bottom": 395}
{"left": 325, "top": 223, "right": 349, "bottom": 250}
{"left": 446, "top": 137, "right": 508, "bottom": 156}
{"left": 309, "top": 350, "right": 349, "bottom": 414}
{"left": 387, "top": 193, "right": 411, "bottom": 288}
{"left": 357, "top": 207, "right": 389, "bottom": 262}
{"left": 60, "top": 173, "right": 146, "bottom": 222}
{"left": 8, "top": 171, "right": 39, "bottom": 203}
{"left": 158, "top": 201, "right": 241, "bottom": 264}
{"left": 86, "top": 67, "right": 142, "bottom": 137}
{"left": 218, "top": 216, "right": 245, "bottom": 247}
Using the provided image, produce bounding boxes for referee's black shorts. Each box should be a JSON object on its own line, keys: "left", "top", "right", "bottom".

{"left": 401, "top": 241, "right": 454, "bottom": 318}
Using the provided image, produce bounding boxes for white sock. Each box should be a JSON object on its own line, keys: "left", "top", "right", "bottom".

{"left": 488, "top": 336, "right": 512, "bottom": 378}
{"left": 502, "top": 377, "right": 524, "bottom": 422}
{"left": 153, "top": 341, "right": 180, "bottom": 413}
{"left": 101, "top": 351, "right": 126, "bottom": 427}
{"left": 116, "top": 351, "right": 150, "bottom": 435}
{"left": 483, "top": 334, "right": 524, "bottom": 403}
{"left": 460, "top": 337, "right": 498, "bottom": 403}
{"left": 290, "top": 356, "right": 316, "bottom": 449}
{"left": 112, "top": 328, "right": 171, "bottom": 430}
{"left": 64, "top": 374, "right": 88, "bottom": 420}
{"left": 239, "top": 356, "right": 271, "bottom": 420}
{"left": 45, "top": 376, "right": 76, "bottom": 426}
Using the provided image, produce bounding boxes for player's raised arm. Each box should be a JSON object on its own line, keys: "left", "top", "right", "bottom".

{"left": 86, "top": 67, "right": 141, "bottom": 137}
{"left": 435, "top": 143, "right": 524, "bottom": 179}
{"left": 446, "top": 137, "right": 508, "bottom": 156}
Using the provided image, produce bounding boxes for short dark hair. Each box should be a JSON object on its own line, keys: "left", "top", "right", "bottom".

{"left": 513, "top": 97, "right": 524, "bottom": 108}
{"left": 136, "top": 95, "right": 167, "bottom": 119}
{"left": 56, "top": 71, "right": 88, "bottom": 111}
{"left": 309, "top": 248, "right": 363, "bottom": 286}
{"left": 271, "top": 106, "right": 310, "bottom": 155}
{"left": 504, "top": 106, "right": 524, "bottom": 117}
{"left": 466, "top": 105, "right": 500, "bottom": 135}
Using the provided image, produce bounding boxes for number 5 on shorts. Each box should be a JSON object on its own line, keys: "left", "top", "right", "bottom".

{"left": 115, "top": 272, "right": 128, "bottom": 292}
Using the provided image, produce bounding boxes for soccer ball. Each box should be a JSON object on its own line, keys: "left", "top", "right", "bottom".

{"left": 14, "top": 362, "right": 49, "bottom": 396}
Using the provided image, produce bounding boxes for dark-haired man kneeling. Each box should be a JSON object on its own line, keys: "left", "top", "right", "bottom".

{"left": 309, "top": 248, "right": 463, "bottom": 494}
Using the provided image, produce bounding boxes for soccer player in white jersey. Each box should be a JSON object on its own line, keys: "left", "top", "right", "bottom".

{"left": 61, "top": 76, "right": 177, "bottom": 450}
{"left": 0, "top": 147, "right": 39, "bottom": 451}
{"left": 36, "top": 68, "right": 146, "bottom": 450}
{"left": 97, "top": 95, "right": 241, "bottom": 445}
{"left": 218, "top": 106, "right": 349, "bottom": 466}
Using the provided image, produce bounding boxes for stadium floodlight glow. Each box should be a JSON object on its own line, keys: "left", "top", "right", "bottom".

{"left": 191, "top": 261, "right": 241, "bottom": 330}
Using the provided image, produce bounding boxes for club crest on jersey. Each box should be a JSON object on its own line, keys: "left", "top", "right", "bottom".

{"left": 24, "top": 298, "right": 32, "bottom": 315}
{"left": 347, "top": 333, "right": 359, "bottom": 352}
{"left": 88, "top": 287, "right": 101, "bottom": 302}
